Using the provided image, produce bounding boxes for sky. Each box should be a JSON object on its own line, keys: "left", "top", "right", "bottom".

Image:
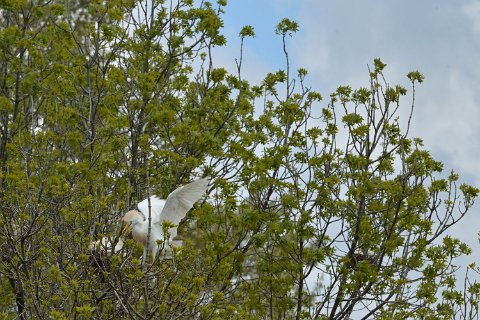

{"left": 214, "top": 0, "right": 480, "bottom": 272}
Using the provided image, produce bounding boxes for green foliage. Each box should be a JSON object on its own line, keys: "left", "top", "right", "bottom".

{"left": 0, "top": 2, "right": 477, "bottom": 320}
{"left": 407, "top": 70, "right": 425, "bottom": 83}
{"left": 275, "top": 18, "right": 299, "bottom": 36}
{"left": 239, "top": 25, "right": 255, "bottom": 38}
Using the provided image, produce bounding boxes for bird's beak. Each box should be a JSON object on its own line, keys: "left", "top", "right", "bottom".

{"left": 121, "top": 222, "right": 133, "bottom": 235}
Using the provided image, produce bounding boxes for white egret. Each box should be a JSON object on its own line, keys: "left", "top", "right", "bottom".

{"left": 121, "top": 178, "right": 209, "bottom": 261}
{"left": 90, "top": 237, "right": 124, "bottom": 254}
{"left": 89, "top": 237, "right": 124, "bottom": 279}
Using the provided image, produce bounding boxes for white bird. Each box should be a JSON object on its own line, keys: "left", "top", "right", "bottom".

{"left": 121, "top": 178, "right": 209, "bottom": 261}
{"left": 90, "top": 237, "right": 124, "bottom": 254}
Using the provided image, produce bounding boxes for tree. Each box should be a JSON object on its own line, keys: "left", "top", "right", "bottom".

{"left": 0, "top": 1, "right": 478, "bottom": 319}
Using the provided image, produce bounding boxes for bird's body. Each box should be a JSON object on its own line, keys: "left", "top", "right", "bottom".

{"left": 92, "top": 237, "right": 124, "bottom": 253}
{"left": 122, "top": 178, "right": 209, "bottom": 261}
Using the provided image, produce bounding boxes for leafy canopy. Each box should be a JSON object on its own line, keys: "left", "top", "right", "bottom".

{"left": 0, "top": 1, "right": 478, "bottom": 319}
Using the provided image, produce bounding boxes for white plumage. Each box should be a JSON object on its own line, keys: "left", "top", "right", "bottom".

{"left": 122, "top": 178, "right": 209, "bottom": 261}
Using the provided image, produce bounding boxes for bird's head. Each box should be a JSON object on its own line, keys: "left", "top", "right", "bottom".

{"left": 121, "top": 210, "right": 144, "bottom": 235}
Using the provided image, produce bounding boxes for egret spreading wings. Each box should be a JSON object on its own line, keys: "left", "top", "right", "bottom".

{"left": 122, "top": 178, "right": 209, "bottom": 261}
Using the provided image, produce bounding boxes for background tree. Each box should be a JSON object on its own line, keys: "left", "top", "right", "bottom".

{"left": 0, "top": 1, "right": 478, "bottom": 319}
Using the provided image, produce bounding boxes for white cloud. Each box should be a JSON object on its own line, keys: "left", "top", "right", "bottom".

{"left": 463, "top": 1, "right": 480, "bottom": 33}
{"left": 413, "top": 69, "right": 480, "bottom": 184}
{"left": 293, "top": 28, "right": 330, "bottom": 73}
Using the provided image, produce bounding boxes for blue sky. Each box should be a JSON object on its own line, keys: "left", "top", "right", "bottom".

{"left": 215, "top": 0, "right": 480, "bottom": 268}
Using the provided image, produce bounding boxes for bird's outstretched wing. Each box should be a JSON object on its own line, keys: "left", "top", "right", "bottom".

{"left": 158, "top": 178, "right": 209, "bottom": 226}
{"left": 137, "top": 196, "right": 166, "bottom": 223}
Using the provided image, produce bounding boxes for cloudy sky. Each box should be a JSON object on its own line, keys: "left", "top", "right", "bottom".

{"left": 215, "top": 0, "right": 480, "bottom": 266}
